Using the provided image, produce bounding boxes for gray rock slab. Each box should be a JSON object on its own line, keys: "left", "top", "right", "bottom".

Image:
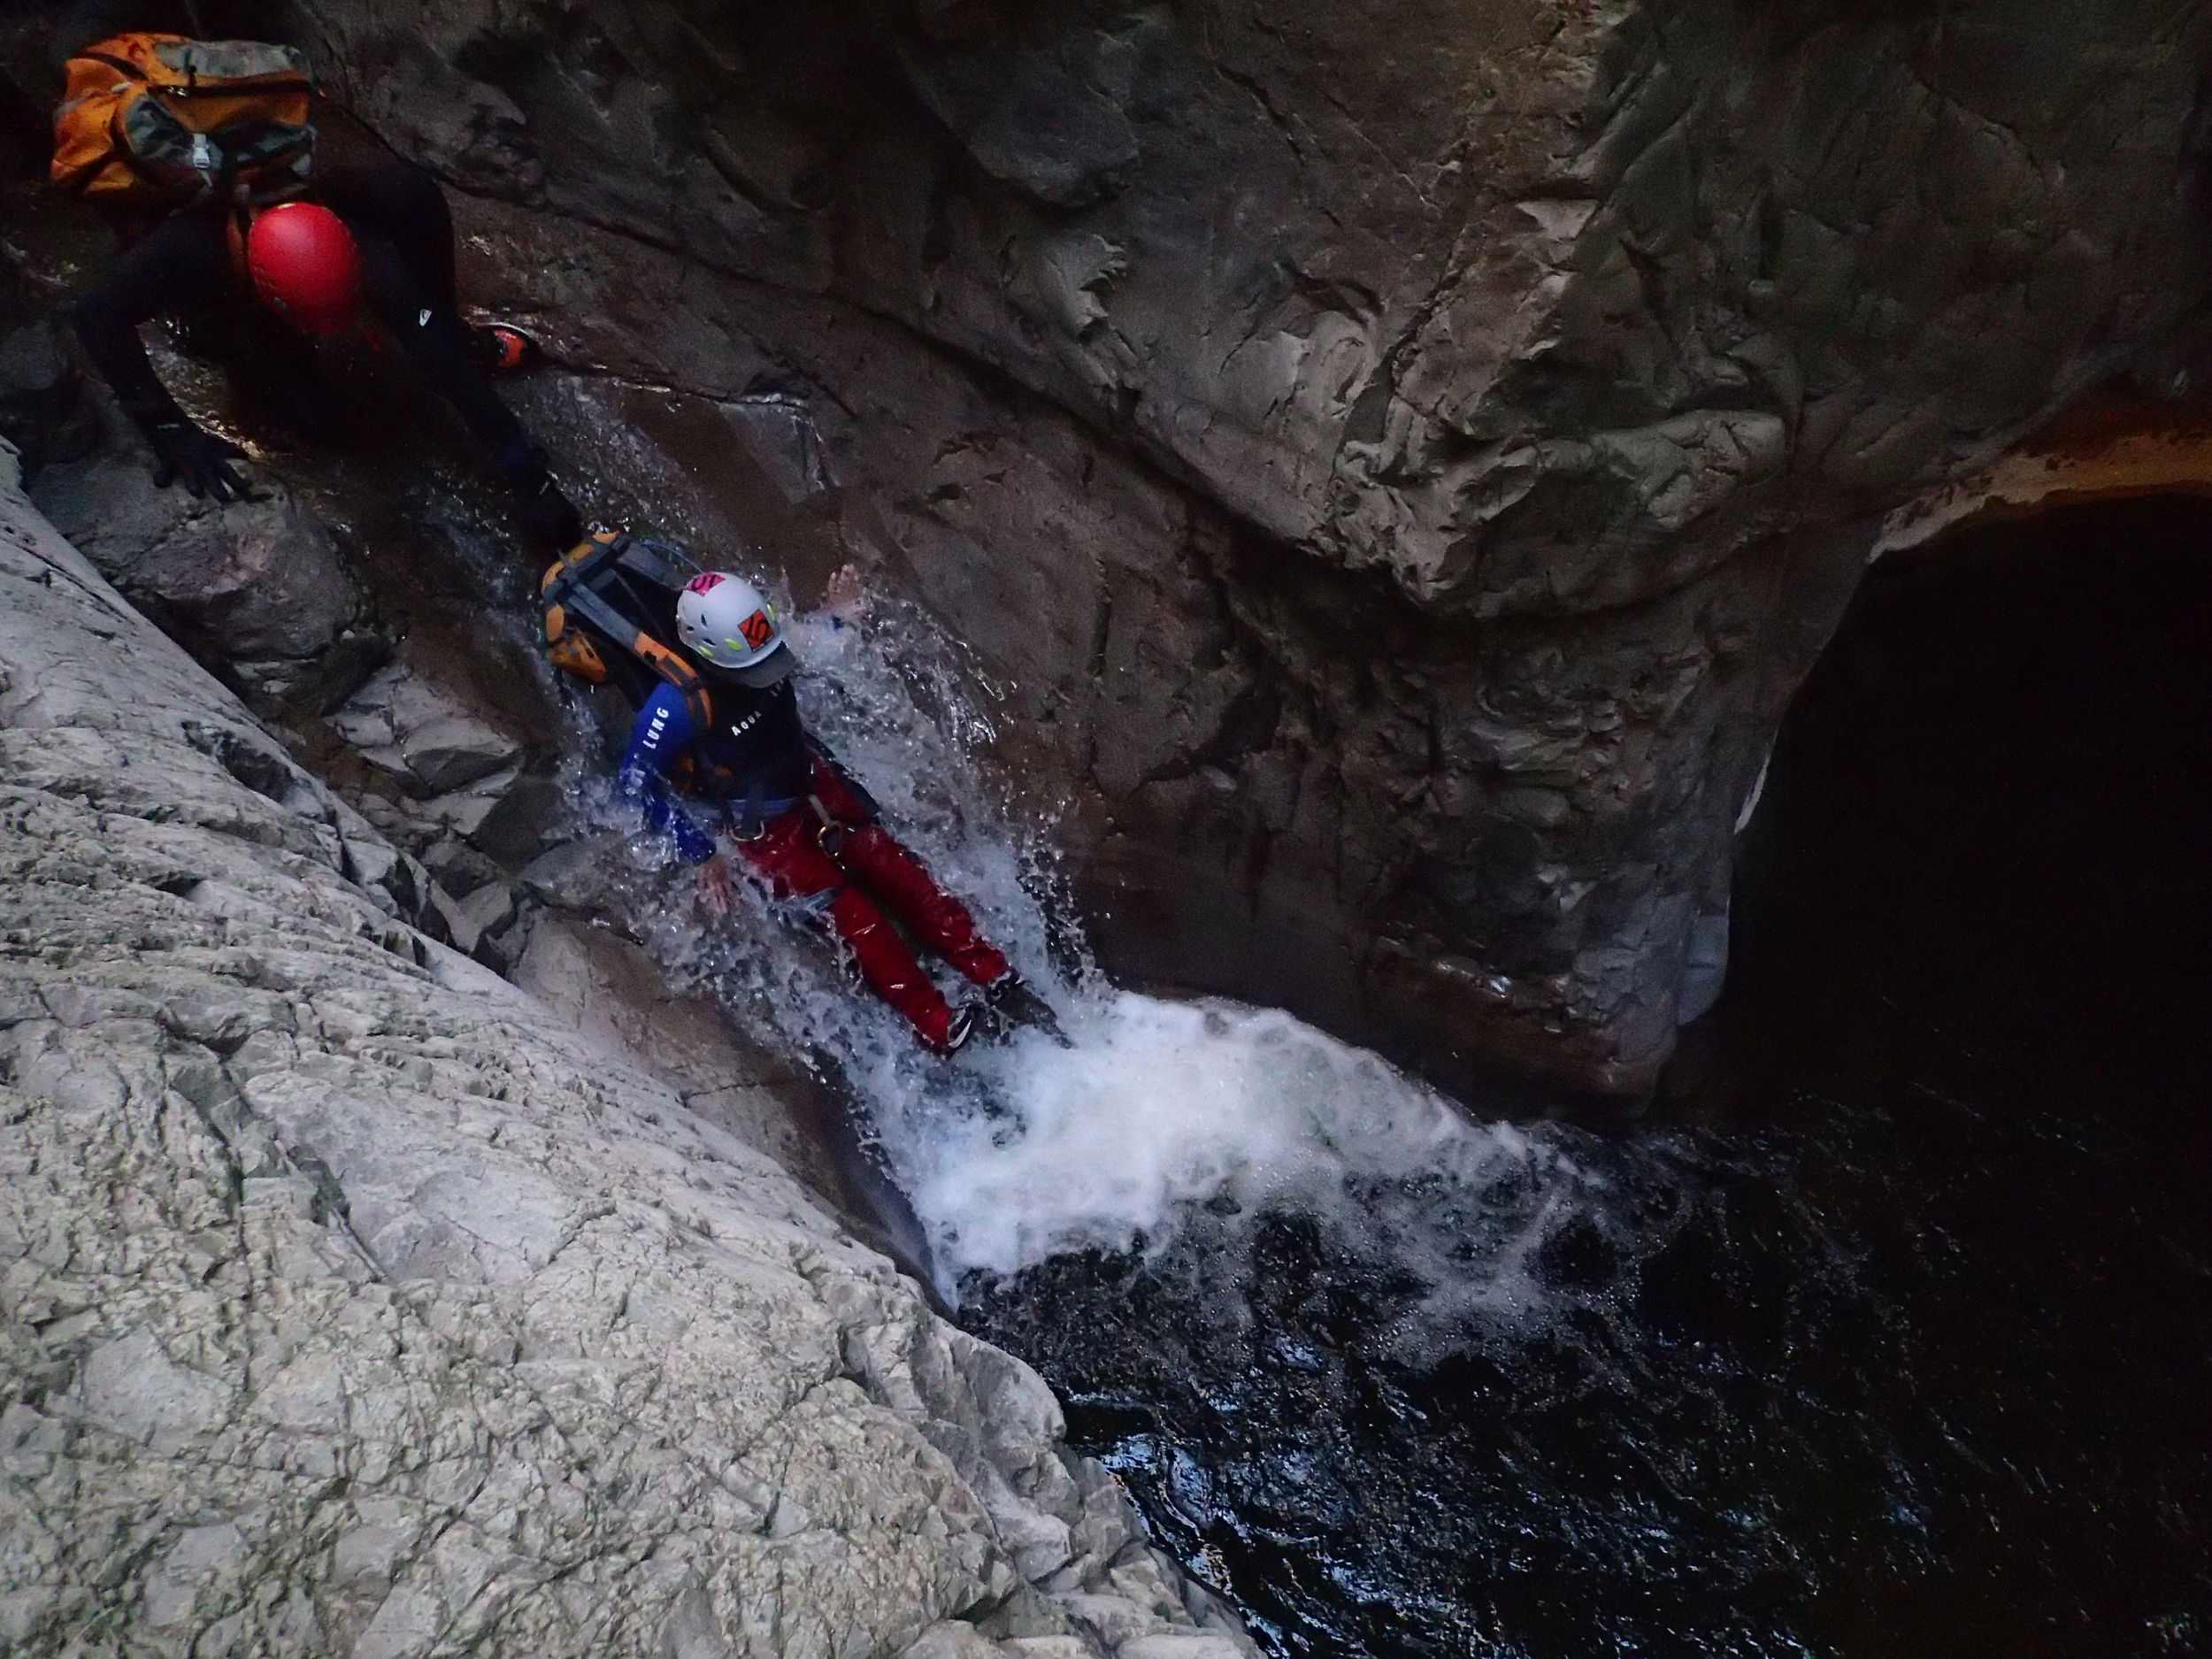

{"left": 0, "top": 451, "right": 1250, "bottom": 1657}
{"left": 330, "top": 663, "right": 523, "bottom": 797}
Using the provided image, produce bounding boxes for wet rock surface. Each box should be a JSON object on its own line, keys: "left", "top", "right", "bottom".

{"left": 276, "top": 0, "right": 2212, "bottom": 1093}
{"left": 33, "top": 449, "right": 369, "bottom": 707}
{"left": 328, "top": 664, "right": 522, "bottom": 798}
{"left": 0, "top": 457, "right": 1254, "bottom": 1656}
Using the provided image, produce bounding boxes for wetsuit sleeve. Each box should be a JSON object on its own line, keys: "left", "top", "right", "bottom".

{"left": 327, "top": 170, "right": 534, "bottom": 473}
{"left": 70, "top": 211, "right": 236, "bottom": 434}
{"left": 618, "top": 683, "right": 717, "bottom": 864}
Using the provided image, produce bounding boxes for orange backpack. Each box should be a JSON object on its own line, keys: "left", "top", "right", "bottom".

{"left": 51, "top": 33, "right": 315, "bottom": 209}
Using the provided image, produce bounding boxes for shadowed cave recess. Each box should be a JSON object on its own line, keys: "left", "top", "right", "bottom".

{"left": 961, "top": 495, "right": 2212, "bottom": 1659}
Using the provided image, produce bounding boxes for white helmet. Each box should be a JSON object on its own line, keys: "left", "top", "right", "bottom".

{"left": 675, "top": 572, "right": 794, "bottom": 686}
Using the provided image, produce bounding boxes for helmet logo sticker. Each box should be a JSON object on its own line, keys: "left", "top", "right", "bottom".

{"left": 685, "top": 572, "right": 726, "bottom": 595}
{"left": 740, "top": 609, "right": 775, "bottom": 650}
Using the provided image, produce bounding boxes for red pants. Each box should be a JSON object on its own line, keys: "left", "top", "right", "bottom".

{"left": 735, "top": 756, "right": 1008, "bottom": 1049}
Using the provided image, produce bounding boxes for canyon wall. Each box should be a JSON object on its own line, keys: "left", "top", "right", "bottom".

{"left": 273, "top": 0, "right": 2212, "bottom": 1094}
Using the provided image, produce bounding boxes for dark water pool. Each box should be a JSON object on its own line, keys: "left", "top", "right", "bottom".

{"left": 958, "top": 498, "right": 2212, "bottom": 1658}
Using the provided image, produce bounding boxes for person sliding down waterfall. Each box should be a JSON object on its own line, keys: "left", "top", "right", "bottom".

{"left": 626, "top": 567, "right": 1062, "bottom": 1055}
{"left": 541, "top": 531, "right": 1064, "bottom": 1055}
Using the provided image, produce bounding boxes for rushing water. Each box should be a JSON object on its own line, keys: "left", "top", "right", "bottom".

{"left": 586, "top": 503, "right": 2212, "bottom": 1659}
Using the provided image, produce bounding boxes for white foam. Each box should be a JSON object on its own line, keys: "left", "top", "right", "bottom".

{"left": 895, "top": 993, "right": 1517, "bottom": 1275}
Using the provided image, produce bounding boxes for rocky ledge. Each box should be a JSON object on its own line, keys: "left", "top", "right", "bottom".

{"left": 0, "top": 449, "right": 1247, "bottom": 1658}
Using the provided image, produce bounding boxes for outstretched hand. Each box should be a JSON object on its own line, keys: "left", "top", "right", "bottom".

{"left": 697, "top": 854, "right": 735, "bottom": 917}
{"left": 821, "top": 562, "right": 867, "bottom": 622}
{"left": 147, "top": 420, "right": 255, "bottom": 503}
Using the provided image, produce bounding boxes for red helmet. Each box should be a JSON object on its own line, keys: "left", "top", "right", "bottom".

{"left": 245, "top": 203, "right": 363, "bottom": 334}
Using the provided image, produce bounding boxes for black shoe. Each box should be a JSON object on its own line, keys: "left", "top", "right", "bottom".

{"left": 984, "top": 973, "right": 1071, "bottom": 1046}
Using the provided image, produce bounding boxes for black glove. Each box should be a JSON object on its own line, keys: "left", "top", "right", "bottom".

{"left": 503, "top": 445, "right": 583, "bottom": 550}
{"left": 145, "top": 419, "right": 253, "bottom": 503}
{"left": 517, "top": 479, "right": 582, "bottom": 551}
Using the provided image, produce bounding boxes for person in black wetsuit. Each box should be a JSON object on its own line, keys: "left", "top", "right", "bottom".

{"left": 52, "top": 0, "right": 580, "bottom": 548}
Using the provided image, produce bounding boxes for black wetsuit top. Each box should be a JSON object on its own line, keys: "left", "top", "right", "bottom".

{"left": 691, "top": 671, "right": 810, "bottom": 803}
{"left": 619, "top": 666, "right": 811, "bottom": 860}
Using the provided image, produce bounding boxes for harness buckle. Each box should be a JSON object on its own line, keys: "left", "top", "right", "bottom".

{"left": 809, "top": 794, "right": 846, "bottom": 858}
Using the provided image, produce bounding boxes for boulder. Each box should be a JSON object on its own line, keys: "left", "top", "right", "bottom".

{"left": 0, "top": 249, "right": 99, "bottom": 477}
{"left": 32, "top": 449, "right": 361, "bottom": 699}
{"left": 467, "top": 771, "right": 571, "bottom": 867}
{"left": 328, "top": 662, "right": 523, "bottom": 797}
{"left": 0, "top": 318, "right": 96, "bottom": 475}
{"left": 420, "top": 833, "right": 505, "bottom": 899}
